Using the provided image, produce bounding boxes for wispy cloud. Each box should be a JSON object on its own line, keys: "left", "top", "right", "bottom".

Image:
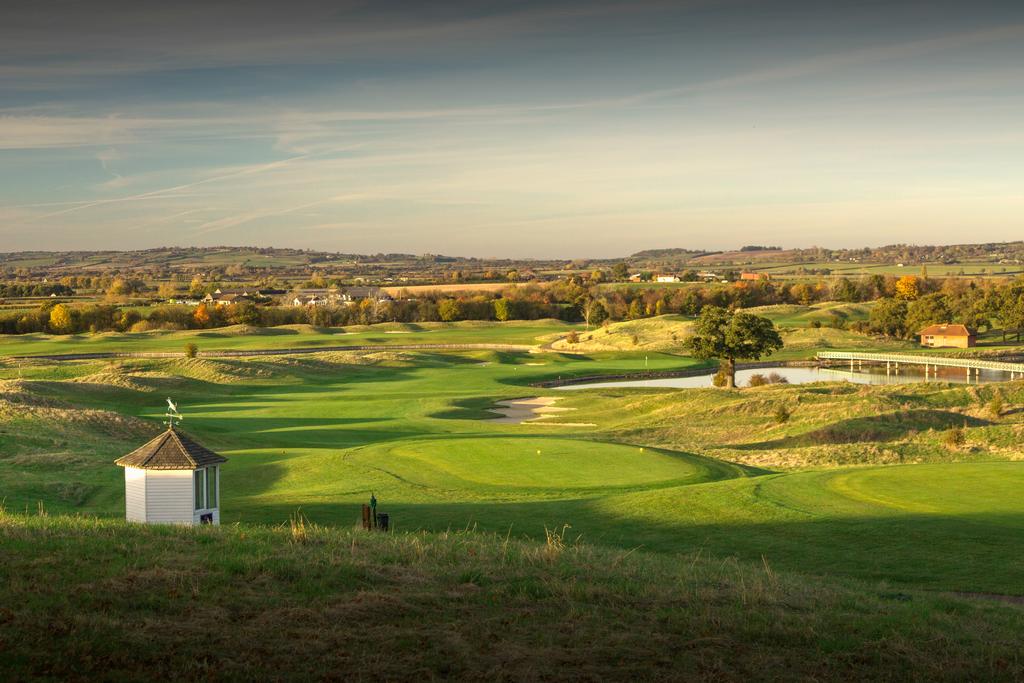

{"left": 192, "top": 193, "right": 374, "bottom": 235}
{"left": 25, "top": 153, "right": 318, "bottom": 220}
{"left": 3, "top": 1, "right": 1024, "bottom": 255}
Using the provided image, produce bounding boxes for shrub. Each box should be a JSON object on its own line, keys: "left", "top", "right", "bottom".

{"left": 774, "top": 404, "right": 791, "bottom": 423}
{"left": 826, "top": 315, "right": 847, "bottom": 330}
{"left": 751, "top": 372, "right": 788, "bottom": 387}
{"left": 631, "top": 334, "right": 640, "bottom": 346}
{"left": 565, "top": 331, "right": 579, "bottom": 345}
{"left": 128, "top": 320, "right": 160, "bottom": 333}
{"left": 987, "top": 392, "right": 1004, "bottom": 419}
{"left": 810, "top": 320, "right": 822, "bottom": 329}
{"left": 711, "top": 369, "right": 729, "bottom": 387}
{"left": 943, "top": 425, "right": 966, "bottom": 449}
{"left": 184, "top": 342, "right": 199, "bottom": 359}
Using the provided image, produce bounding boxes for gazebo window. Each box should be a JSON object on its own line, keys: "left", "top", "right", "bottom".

{"left": 194, "top": 469, "right": 205, "bottom": 510}
{"left": 206, "top": 466, "right": 218, "bottom": 508}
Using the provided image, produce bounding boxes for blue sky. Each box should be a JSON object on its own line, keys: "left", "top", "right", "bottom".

{"left": 1, "top": 0, "right": 1023, "bottom": 257}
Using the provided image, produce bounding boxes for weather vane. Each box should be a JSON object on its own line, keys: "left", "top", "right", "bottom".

{"left": 165, "top": 397, "right": 183, "bottom": 428}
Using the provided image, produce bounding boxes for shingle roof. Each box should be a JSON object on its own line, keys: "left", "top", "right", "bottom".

{"left": 918, "top": 324, "right": 974, "bottom": 337}
{"left": 115, "top": 428, "right": 227, "bottom": 470}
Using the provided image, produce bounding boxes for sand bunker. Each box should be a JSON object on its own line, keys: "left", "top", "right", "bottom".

{"left": 490, "top": 396, "right": 595, "bottom": 426}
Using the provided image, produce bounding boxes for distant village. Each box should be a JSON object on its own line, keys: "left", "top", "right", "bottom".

{"left": 172, "top": 285, "right": 393, "bottom": 308}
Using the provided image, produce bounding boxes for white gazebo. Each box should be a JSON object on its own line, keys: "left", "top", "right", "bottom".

{"left": 115, "top": 425, "right": 227, "bottom": 525}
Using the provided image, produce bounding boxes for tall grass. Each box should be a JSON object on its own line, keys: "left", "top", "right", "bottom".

{"left": 2, "top": 513, "right": 1024, "bottom": 681}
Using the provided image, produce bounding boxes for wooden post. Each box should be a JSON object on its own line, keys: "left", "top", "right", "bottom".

{"left": 361, "top": 504, "right": 372, "bottom": 530}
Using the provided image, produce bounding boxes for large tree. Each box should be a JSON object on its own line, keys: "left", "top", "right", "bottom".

{"left": 868, "top": 297, "right": 908, "bottom": 338}
{"left": 684, "top": 306, "right": 783, "bottom": 389}
{"left": 48, "top": 304, "right": 74, "bottom": 334}
{"left": 904, "top": 293, "right": 951, "bottom": 339}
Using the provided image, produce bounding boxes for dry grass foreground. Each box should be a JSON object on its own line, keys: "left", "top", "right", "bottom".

{"left": 2, "top": 512, "right": 1024, "bottom": 682}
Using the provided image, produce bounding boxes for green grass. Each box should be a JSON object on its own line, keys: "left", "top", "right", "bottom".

{"left": 4, "top": 334, "right": 1024, "bottom": 593}
{"left": 752, "top": 302, "right": 873, "bottom": 327}
{"left": 5, "top": 513, "right": 1024, "bottom": 681}
{"left": 6, "top": 321, "right": 1024, "bottom": 677}
{"left": 0, "top": 319, "right": 579, "bottom": 357}
{"left": 754, "top": 261, "right": 1024, "bottom": 278}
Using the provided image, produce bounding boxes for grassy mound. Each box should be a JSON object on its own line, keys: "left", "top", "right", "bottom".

{"left": 552, "top": 315, "right": 692, "bottom": 352}
{"left": 750, "top": 302, "right": 873, "bottom": 327}
{"left": 563, "top": 380, "right": 1024, "bottom": 468}
{"left": 345, "top": 437, "right": 741, "bottom": 499}
{"left": 0, "top": 380, "right": 159, "bottom": 513}
{"left": 2, "top": 512, "right": 1023, "bottom": 681}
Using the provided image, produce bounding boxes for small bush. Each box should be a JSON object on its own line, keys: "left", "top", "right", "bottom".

{"left": 184, "top": 342, "right": 199, "bottom": 359}
{"left": 565, "top": 331, "right": 579, "bottom": 345}
{"left": 774, "top": 404, "right": 792, "bottom": 424}
{"left": 943, "top": 426, "right": 966, "bottom": 449}
{"left": 711, "top": 369, "right": 729, "bottom": 387}
{"left": 751, "top": 372, "right": 788, "bottom": 387}
{"left": 987, "top": 392, "right": 1004, "bottom": 418}
{"left": 128, "top": 320, "right": 162, "bottom": 332}
{"left": 826, "top": 315, "right": 847, "bottom": 330}
{"left": 631, "top": 334, "right": 640, "bottom": 346}
{"left": 810, "top": 320, "right": 822, "bottom": 329}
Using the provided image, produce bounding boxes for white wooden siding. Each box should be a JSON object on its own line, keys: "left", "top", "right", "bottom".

{"left": 144, "top": 470, "right": 195, "bottom": 524}
{"left": 124, "top": 467, "right": 147, "bottom": 522}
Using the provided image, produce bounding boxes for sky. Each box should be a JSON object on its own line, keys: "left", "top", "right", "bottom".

{"left": 1, "top": 0, "right": 1023, "bottom": 258}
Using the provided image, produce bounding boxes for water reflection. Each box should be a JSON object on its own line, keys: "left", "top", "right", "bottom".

{"left": 556, "top": 365, "right": 1013, "bottom": 390}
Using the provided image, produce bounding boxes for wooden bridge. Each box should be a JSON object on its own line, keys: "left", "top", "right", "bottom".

{"left": 816, "top": 351, "right": 1024, "bottom": 379}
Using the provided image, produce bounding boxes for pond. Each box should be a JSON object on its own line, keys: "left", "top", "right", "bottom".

{"left": 554, "top": 365, "right": 1015, "bottom": 390}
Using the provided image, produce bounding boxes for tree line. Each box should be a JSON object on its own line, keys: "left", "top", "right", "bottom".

{"left": 860, "top": 277, "right": 1024, "bottom": 341}
{"left": 1, "top": 273, "right": 1022, "bottom": 338}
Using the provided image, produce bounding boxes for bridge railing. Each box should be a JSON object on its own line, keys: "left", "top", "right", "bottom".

{"left": 816, "top": 351, "right": 1024, "bottom": 373}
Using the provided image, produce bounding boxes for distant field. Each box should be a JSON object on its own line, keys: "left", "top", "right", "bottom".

{"left": 754, "top": 261, "right": 1023, "bottom": 278}
{"left": 3, "top": 303, "right": 1021, "bottom": 360}
{"left": 381, "top": 282, "right": 520, "bottom": 295}
{"left": 687, "top": 249, "right": 794, "bottom": 265}
{"left": 0, "top": 319, "right": 579, "bottom": 357}
{"left": 555, "top": 304, "right": 907, "bottom": 357}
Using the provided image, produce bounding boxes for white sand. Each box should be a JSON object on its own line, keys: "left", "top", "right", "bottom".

{"left": 490, "top": 396, "right": 595, "bottom": 426}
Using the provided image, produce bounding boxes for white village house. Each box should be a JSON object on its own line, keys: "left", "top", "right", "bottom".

{"left": 115, "top": 426, "right": 227, "bottom": 525}
{"left": 291, "top": 286, "right": 392, "bottom": 307}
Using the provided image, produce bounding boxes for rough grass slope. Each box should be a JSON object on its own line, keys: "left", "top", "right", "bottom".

{"left": 2, "top": 512, "right": 1023, "bottom": 682}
